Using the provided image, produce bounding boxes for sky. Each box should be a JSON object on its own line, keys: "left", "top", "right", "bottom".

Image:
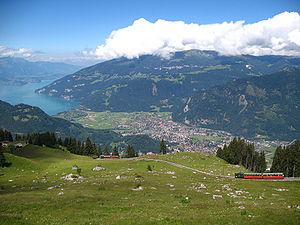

{"left": 0, "top": 0, "right": 299, "bottom": 65}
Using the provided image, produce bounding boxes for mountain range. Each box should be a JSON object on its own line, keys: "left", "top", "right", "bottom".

{"left": 36, "top": 50, "right": 300, "bottom": 113}
{"left": 34, "top": 50, "right": 300, "bottom": 140}
{"left": 0, "top": 57, "right": 80, "bottom": 85}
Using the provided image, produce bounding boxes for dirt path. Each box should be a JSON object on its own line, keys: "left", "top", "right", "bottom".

{"left": 142, "top": 158, "right": 234, "bottom": 179}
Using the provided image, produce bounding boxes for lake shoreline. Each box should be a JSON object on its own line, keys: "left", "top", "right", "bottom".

{"left": 0, "top": 79, "right": 79, "bottom": 115}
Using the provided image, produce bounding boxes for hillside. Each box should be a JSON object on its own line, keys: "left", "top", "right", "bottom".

{"left": 36, "top": 50, "right": 300, "bottom": 112}
{"left": 174, "top": 69, "right": 300, "bottom": 140}
{"left": 0, "top": 145, "right": 299, "bottom": 224}
{"left": 0, "top": 100, "right": 160, "bottom": 152}
{"left": 0, "top": 57, "right": 80, "bottom": 84}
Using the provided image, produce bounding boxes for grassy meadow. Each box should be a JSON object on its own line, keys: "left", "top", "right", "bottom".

{"left": 57, "top": 111, "right": 171, "bottom": 130}
{"left": 0, "top": 145, "right": 300, "bottom": 225}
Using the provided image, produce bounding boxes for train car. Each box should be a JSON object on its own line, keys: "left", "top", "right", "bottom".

{"left": 243, "top": 173, "right": 263, "bottom": 179}
{"left": 235, "top": 172, "right": 284, "bottom": 179}
{"left": 262, "top": 173, "right": 284, "bottom": 179}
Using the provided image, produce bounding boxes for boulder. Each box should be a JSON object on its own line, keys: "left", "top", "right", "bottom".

{"left": 93, "top": 166, "right": 105, "bottom": 171}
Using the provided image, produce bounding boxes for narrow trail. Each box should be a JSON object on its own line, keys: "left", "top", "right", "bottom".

{"left": 142, "top": 158, "right": 300, "bottom": 182}
{"left": 142, "top": 158, "right": 234, "bottom": 179}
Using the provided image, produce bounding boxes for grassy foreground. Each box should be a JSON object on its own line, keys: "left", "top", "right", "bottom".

{"left": 0, "top": 145, "right": 300, "bottom": 225}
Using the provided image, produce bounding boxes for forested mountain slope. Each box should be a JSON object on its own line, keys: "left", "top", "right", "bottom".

{"left": 36, "top": 50, "right": 300, "bottom": 112}
{"left": 0, "top": 100, "right": 160, "bottom": 152}
{"left": 174, "top": 69, "right": 300, "bottom": 140}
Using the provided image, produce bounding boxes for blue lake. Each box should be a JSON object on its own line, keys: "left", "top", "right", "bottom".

{"left": 0, "top": 80, "right": 78, "bottom": 115}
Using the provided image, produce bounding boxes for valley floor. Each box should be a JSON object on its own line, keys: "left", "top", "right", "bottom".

{"left": 0, "top": 145, "right": 300, "bottom": 225}
{"left": 57, "top": 110, "right": 288, "bottom": 164}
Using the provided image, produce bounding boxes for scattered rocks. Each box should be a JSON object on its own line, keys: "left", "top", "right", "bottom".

{"left": 235, "top": 190, "right": 249, "bottom": 195}
{"left": 191, "top": 183, "right": 207, "bottom": 191}
{"left": 222, "top": 184, "right": 232, "bottom": 191}
{"left": 212, "top": 195, "right": 223, "bottom": 200}
{"left": 93, "top": 166, "right": 105, "bottom": 171}
{"left": 72, "top": 165, "right": 79, "bottom": 171}
{"left": 166, "top": 171, "right": 176, "bottom": 175}
{"left": 274, "top": 188, "right": 288, "bottom": 192}
{"left": 58, "top": 192, "right": 64, "bottom": 196}
{"left": 61, "top": 174, "right": 84, "bottom": 182}
{"left": 227, "top": 193, "right": 246, "bottom": 199}
{"left": 287, "top": 205, "right": 300, "bottom": 209}
{"left": 47, "top": 185, "right": 61, "bottom": 190}
{"left": 132, "top": 186, "right": 143, "bottom": 191}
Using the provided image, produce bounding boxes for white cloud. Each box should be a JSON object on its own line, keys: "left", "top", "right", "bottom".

{"left": 0, "top": 46, "right": 41, "bottom": 59}
{"left": 0, "top": 46, "right": 95, "bottom": 66}
{"left": 84, "top": 11, "right": 300, "bottom": 60}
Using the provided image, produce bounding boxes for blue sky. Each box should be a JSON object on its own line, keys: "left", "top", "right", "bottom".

{"left": 0, "top": 0, "right": 299, "bottom": 64}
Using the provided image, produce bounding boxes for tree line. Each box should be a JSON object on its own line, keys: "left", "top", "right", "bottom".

{"left": 15, "top": 131, "right": 138, "bottom": 158}
{"left": 217, "top": 138, "right": 267, "bottom": 173}
{"left": 271, "top": 140, "right": 300, "bottom": 177}
{"left": 0, "top": 129, "right": 13, "bottom": 142}
{"left": 0, "top": 145, "right": 11, "bottom": 167}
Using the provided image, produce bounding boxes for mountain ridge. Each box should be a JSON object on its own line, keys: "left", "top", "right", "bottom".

{"left": 36, "top": 50, "right": 300, "bottom": 112}
{"left": 173, "top": 68, "right": 300, "bottom": 140}
{"left": 0, "top": 100, "right": 160, "bottom": 152}
{"left": 0, "top": 57, "right": 81, "bottom": 85}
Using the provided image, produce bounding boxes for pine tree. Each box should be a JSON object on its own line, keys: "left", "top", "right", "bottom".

{"left": 0, "top": 145, "right": 11, "bottom": 167}
{"left": 126, "top": 145, "right": 136, "bottom": 158}
{"left": 216, "top": 138, "right": 266, "bottom": 173}
{"left": 160, "top": 139, "right": 167, "bottom": 154}
{"left": 271, "top": 146, "right": 287, "bottom": 174}
{"left": 271, "top": 140, "right": 300, "bottom": 177}
{"left": 112, "top": 146, "right": 119, "bottom": 156}
{"left": 103, "top": 145, "right": 110, "bottom": 155}
{"left": 97, "top": 146, "right": 102, "bottom": 157}
{"left": 84, "top": 137, "right": 94, "bottom": 155}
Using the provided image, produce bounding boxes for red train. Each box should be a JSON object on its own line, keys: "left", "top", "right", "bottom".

{"left": 235, "top": 172, "right": 284, "bottom": 179}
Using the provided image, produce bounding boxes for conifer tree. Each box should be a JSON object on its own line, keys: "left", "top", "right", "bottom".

{"left": 0, "top": 145, "right": 11, "bottom": 167}
{"left": 126, "top": 145, "right": 136, "bottom": 158}
{"left": 112, "top": 146, "right": 119, "bottom": 156}
{"left": 271, "top": 140, "right": 300, "bottom": 177}
{"left": 84, "top": 137, "right": 94, "bottom": 155}
{"left": 103, "top": 145, "right": 110, "bottom": 155}
{"left": 160, "top": 139, "right": 167, "bottom": 154}
{"left": 97, "top": 146, "right": 102, "bottom": 157}
{"left": 216, "top": 138, "right": 266, "bottom": 173}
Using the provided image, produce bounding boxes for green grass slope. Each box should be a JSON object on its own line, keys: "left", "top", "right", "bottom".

{"left": 0, "top": 145, "right": 300, "bottom": 225}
